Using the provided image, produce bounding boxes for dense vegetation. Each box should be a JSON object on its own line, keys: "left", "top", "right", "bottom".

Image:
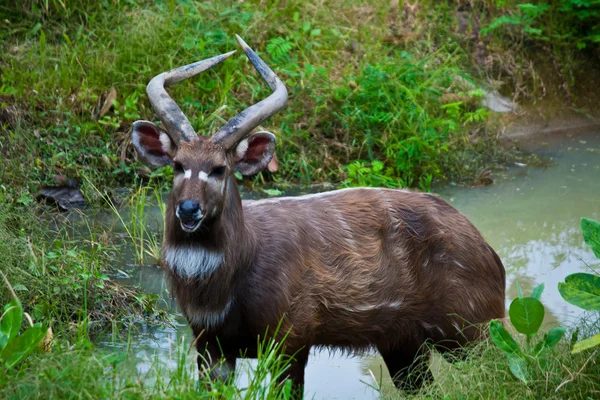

{"left": 7, "top": 0, "right": 598, "bottom": 199}
{"left": 1, "top": 0, "right": 599, "bottom": 399}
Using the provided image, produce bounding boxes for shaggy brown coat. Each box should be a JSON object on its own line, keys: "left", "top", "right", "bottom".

{"left": 163, "top": 173, "right": 506, "bottom": 393}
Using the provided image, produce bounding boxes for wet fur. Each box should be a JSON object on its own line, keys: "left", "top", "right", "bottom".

{"left": 163, "top": 173, "right": 506, "bottom": 395}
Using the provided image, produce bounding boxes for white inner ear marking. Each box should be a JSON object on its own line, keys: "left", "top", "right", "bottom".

{"left": 199, "top": 171, "right": 209, "bottom": 182}
{"left": 184, "top": 169, "right": 192, "bottom": 179}
{"left": 158, "top": 132, "right": 172, "bottom": 153}
{"left": 235, "top": 139, "right": 249, "bottom": 160}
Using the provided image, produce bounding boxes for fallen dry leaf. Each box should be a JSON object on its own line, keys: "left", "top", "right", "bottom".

{"left": 99, "top": 87, "right": 117, "bottom": 118}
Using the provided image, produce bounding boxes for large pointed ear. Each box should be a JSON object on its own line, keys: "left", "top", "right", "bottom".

{"left": 131, "top": 120, "right": 176, "bottom": 166}
{"left": 233, "top": 131, "right": 276, "bottom": 176}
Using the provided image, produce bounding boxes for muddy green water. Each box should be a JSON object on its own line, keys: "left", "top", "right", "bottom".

{"left": 98, "top": 131, "right": 599, "bottom": 399}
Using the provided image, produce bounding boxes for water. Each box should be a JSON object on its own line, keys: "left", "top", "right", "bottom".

{"left": 98, "top": 131, "right": 600, "bottom": 399}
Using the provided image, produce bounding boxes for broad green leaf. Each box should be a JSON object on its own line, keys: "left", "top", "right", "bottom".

{"left": 558, "top": 273, "right": 600, "bottom": 311}
{"left": 531, "top": 283, "right": 544, "bottom": 300}
{"left": 516, "top": 281, "right": 523, "bottom": 298}
{"left": 0, "top": 323, "right": 47, "bottom": 368}
{"left": 0, "top": 300, "right": 23, "bottom": 350}
{"left": 533, "top": 326, "right": 566, "bottom": 356}
{"left": 489, "top": 320, "right": 523, "bottom": 357}
{"left": 281, "top": 378, "right": 293, "bottom": 400}
{"left": 572, "top": 333, "right": 600, "bottom": 354}
{"left": 508, "top": 356, "right": 529, "bottom": 383}
{"left": 581, "top": 217, "right": 600, "bottom": 258}
{"left": 509, "top": 297, "right": 545, "bottom": 335}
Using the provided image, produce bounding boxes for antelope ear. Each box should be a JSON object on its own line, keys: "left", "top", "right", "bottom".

{"left": 233, "top": 131, "right": 276, "bottom": 176}
{"left": 131, "top": 120, "right": 176, "bottom": 166}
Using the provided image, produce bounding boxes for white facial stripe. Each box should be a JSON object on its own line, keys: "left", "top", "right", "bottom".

{"left": 199, "top": 171, "right": 209, "bottom": 182}
{"left": 163, "top": 246, "right": 224, "bottom": 279}
{"left": 184, "top": 169, "right": 192, "bottom": 179}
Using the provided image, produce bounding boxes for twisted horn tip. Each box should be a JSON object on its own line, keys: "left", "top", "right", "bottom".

{"left": 222, "top": 50, "right": 238, "bottom": 59}
{"left": 235, "top": 34, "right": 251, "bottom": 51}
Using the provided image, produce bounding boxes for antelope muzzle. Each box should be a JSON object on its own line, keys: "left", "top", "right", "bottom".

{"left": 176, "top": 199, "right": 203, "bottom": 232}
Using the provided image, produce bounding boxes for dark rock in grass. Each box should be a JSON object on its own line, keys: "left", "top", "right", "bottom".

{"left": 37, "top": 180, "right": 86, "bottom": 210}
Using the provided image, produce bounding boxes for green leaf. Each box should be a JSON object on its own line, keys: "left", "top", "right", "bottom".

{"left": 581, "top": 217, "right": 600, "bottom": 258}
{"left": 516, "top": 281, "right": 523, "bottom": 298}
{"left": 572, "top": 333, "right": 600, "bottom": 354}
{"left": 0, "top": 300, "right": 23, "bottom": 350}
{"left": 489, "top": 320, "right": 523, "bottom": 357}
{"left": 508, "top": 356, "right": 529, "bottom": 383}
{"left": 531, "top": 283, "right": 544, "bottom": 300}
{"left": 509, "top": 297, "right": 545, "bottom": 335}
{"left": 262, "top": 188, "right": 283, "bottom": 197}
{"left": 533, "top": 326, "right": 566, "bottom": 356}
{"left": 1, "top": 323, "right": 47, "bottom": 368}
{"left": 558, "top": 273, "right": 600, "bottom": 311}
{"left": 281, "top": 378, "right": 293, "bottom": 400}
{"left": 39, "top": 29, "right": 46, "bottom": 65}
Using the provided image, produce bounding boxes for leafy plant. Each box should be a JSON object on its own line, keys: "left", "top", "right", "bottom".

{"left": 558, "top": 217, "right": 600, "bottom": 353}
{"left": 489, "top": 283, "right": 566, "bottom": 383}
{"left": 266, "top": 37, "right": 295, "bottom": 64}
{"left": 483, "top": 3, "right": 551, "bottom": 39}
{"left": 484, "top": 1, "right": 600, "bottom": 50}
{"left": 343, "top": 160, "right": 402, "bottom": 188}
{"left": 0, "top": 275, "right": 49, "bottom": 369}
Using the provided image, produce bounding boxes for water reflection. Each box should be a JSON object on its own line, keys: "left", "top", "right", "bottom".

{"left": 100, "top": 131, "right": 599, "bottom": 399}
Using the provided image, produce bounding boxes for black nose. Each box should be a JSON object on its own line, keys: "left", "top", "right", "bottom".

{"left": 177, "top": 200, "right": 201, "bottom": 219}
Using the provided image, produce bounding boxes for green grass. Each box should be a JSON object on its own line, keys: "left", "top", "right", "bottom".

{"left": 406, "top": 331, "right": 600, "bottom": 400}
{"left": 0, "top": 190, "right": 168, "bottom": 335}
{"left": 1, "top": 0, "right": 541, "bottom": 200}
{"left": 1, "top": 1, "right": 600, "bottom": 399}
{"left": 0, "top": 332, "right": 295, "bottom": 400}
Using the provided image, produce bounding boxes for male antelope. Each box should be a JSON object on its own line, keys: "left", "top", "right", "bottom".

{"left": 131, "top": 35, "right": 506, "bottom": 396}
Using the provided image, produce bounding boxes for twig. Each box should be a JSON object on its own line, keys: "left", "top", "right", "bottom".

{"left": 555, "top": 349, "right": 597, "bottom": 392}
{"left": 0, "top": 270, "right": 19, "bottom": 303}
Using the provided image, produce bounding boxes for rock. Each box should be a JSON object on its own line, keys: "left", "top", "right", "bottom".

{"left": 482, "top": 90, "right": 517, "bottom": 113}
{"left": 37, "top": 182, "right": 86, "bottom": 211}
{"left": 453, "top": 75, "right": 517, "bottom": 113}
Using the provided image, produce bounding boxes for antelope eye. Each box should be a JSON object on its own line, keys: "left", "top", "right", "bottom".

{"left": 210, "top": 166, "right": 226, "bottom": 178}
{"left": 173, "top": 162, "right": 184, "bottom": 173}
